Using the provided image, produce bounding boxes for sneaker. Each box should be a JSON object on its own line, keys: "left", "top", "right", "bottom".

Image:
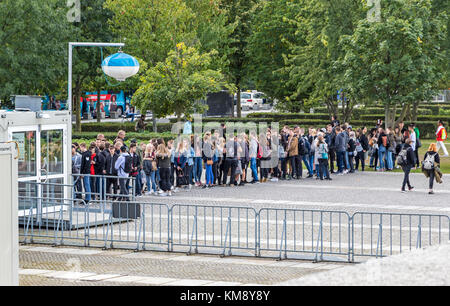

{"left": 401, "top": 189, "right": 406, "bottom": 193}
{"left": 202, "top": 185, "right": 208, "bottom": 189}
{"left": 146, "top": 191, "right": 154, "bottom": 196}
{"left": 157, "top": 190, "right": 164, "bottom": 194}
{"left": 429, "top": 190, "right": 434, "bottom": 195}
{"left": 189, "top": 184, "right": 193, "bottom": 190}
{"left": 168, "top": 191, "right": 172, "bottom": 196}
{"left": 408, "top": 186, "right": 414, "bottom": 191}
{"left": 326, "top": 177, "right": 333, "bottom": 181}
{"left": 270, "top": 178, "right": 279, "bottom": 182}
{"left": 159, "top": 192, "right": 168, "bottom": 197}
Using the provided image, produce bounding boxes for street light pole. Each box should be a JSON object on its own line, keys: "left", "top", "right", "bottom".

{"left": 67, "top": 42, "right": 125, "bottom": 199}
{"left": 67, "top": 42, "right": 125, "bottom": 114}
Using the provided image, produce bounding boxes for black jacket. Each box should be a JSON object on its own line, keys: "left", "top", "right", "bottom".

{"left": 94, "top": 150, "right": 106, "bottom": 175}
{"left": 80, "top": 151, "right": 91, "bottom": 174}
{"left": 404, "top": 144, "right": 416, "bottom": 166}
{"left": 104, "top": 151, "right": 114, "bottom": 175}
{"left": 359, "top": 134, "right": 369, "bottom": 151}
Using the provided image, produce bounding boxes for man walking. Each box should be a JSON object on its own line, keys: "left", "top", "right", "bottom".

{"left": 436, "top": 120, "right": 448, "bottom": 157}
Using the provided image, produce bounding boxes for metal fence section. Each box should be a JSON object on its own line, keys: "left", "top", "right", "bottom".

{"left": 170, "top": 205, "right": 258, "bottom": 256}
{"left": 18, "top": 194, "right": 450, "bottom": 262}
{"left": 258, "top": 209, "right": 352, "bottom": 261}
{"left": 351, "top": 212, "right": 450, "bottom": 261}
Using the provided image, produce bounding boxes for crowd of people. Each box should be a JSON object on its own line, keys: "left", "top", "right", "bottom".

{"left": 71, "top": 119, "right": 448, "bottom": 203}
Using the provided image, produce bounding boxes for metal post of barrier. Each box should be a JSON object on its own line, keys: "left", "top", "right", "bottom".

{"left": 376, "top": 223, "right": 383, "bottom": 258}
{"left": 187, "top": 214, "right": 198, "bottom": 255}
{"left": 314, "top": 220, "right": 323, "bottom": 263}
{"left": 348, "top": 216, "right": 353, "bottom": 263}
{"left": 221, "top": 216, "right": 232, "bottom": 257}
{"left": 255, "top": 212, "right": 260, "bottom": 257}
{"left": 169, "top": 207, "right": 173, "bottom": 252}
{"left": 416, "top": 218, "right": 422, "bottom": 249}
{"left": 278, "top": 218, "right": 287, "bottom": 261}
{"left": 136, "top": 212, "right": 145, "bottom": 252}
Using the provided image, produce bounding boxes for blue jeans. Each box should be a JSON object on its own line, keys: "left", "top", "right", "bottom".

{"left": 250, "top": 158, "right": 259, "bottom": 181}
{"left": 344, "top": 151, "right": 350, "bottom": 170}
{"left": 82, "top": 176, "right": 91, "bottom": 202}
{"left": 205, "top": 164, "right": 214, "bottom": 185}
{"left": 194, "top": 157, "right": 203, "bottom": 183}
{"left": 302, "top": 155, "right": 312, "bottom": 175}
{"left": 146, "top": 172, "right": 157, "bottom": 193}
{"left": 309, "top": 154, "right": 315, "bottom": 173}
{"left": 337, "top": 151, "right": 345, "bottom": 173}
{"left": 386, "top": 150, "right": 393, "bottom": 170}
{"left": 378, "top": 145, "right": 387, "bottom": 169}
{"left": 135, "top": 172, "right": 142, "bottom": 195}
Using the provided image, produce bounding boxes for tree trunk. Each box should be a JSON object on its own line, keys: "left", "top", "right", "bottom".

{"left": 325, "top": 98, "right": 338, "bottom": 121}
{"left": 394, "top": 103, "right": 409, "bottom": 127}
{"left": 385, "top": 103, "right": 396, "bottom": 130}
{"left": 96, "top": 89, "right": 101, "bottom": 123}
{"left": 411, "top": 101, "right": 419, "bottom": 122}
{"left": 236, "top": 86, "right": 241, "bottom": 118}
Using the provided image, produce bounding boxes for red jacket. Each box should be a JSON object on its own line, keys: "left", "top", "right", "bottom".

{"left": 436, "top": 126, "right": 447, "bottom": 142}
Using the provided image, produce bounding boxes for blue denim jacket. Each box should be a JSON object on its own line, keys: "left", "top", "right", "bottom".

{"left": 187, "top": 147, "right": 194, "bottom": 166}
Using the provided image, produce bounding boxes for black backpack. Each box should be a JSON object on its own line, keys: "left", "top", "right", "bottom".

{"left": 123, "top": 155, "right": 132, "bottom": 173}
{"left": 298, "top": 136, "right": 306, "bottom": 156}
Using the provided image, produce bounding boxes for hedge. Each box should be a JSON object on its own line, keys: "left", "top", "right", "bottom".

{"left": 360, "top": 114, "right": 450, "bottom": 123}
{"left": 76, "top": 122, "right": 173, "bottom": 133}
{"left": 72, "top": 132, "right": 176, "bottom": 145}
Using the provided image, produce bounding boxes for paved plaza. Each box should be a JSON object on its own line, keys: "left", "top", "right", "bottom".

{"left": 20, "top": 171, "right": 450, "bottom": 286}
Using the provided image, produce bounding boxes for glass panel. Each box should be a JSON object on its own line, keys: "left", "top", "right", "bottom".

{"left": 41, "top": 129, "right": 63, "bottom": 175}
{"left": 18, "top": 181, "right": 38, "bottom": 211}
{"left": 13, "top": 131, "right": 37, "bottom": 178}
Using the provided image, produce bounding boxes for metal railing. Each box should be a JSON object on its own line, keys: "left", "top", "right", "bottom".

{"left": 18, "top": 196, "right": 450, "bottom": 262}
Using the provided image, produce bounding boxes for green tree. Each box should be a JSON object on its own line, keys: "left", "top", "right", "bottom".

{"left": 285, "top": 0, "right": 364, "bottom": 120}
{"left": 132, "top": 43, "right": 229, "bottom": 119}
{"left": 0, "top": 0, "right": 73, "bottom": 106}
{"left": 246, "top": 0, "right": 303, "bottom": 108}
{"left": 220, "top": 0, "right": 258, "bottom": 117}
{"left": 342, "top": 0, "right": 446, "bottom": 128}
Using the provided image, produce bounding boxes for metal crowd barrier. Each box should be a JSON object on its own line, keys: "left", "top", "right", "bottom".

{"left": 72, "top": 174, "right": 136, "bottom": 202}
{"left": 18, "top": 196, "right": 450, "bottom": 262}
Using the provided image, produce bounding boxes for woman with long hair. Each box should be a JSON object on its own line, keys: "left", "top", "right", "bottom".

{"left": 422, "top": 143, "right": 441, "bottom": 195}
{"left": 156, "top": 143, "right": 172, "bottom": 196}
{"left": 143, "top": 144, "right": 157, "bottom": 195}
{"left": 203, "top": 132, "right": 214, "bottom": 188}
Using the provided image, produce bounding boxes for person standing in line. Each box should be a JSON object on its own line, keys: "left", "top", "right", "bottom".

{"left": 317, "top": 135, "right": 331, "bottom": 181}
{"left": 300, "top": 128, "right": 313, "bottom": 177}
{"left": 223, "top": 134, "right": 241, "bottom": 186}
{"left": 89, "top": 143, "right": 98, "bottom": 200}
{"left": 422, "top": 143, "right": 441, "bottom": 195}
{"left": 386, "top": 128, "right": 396, "bottom": 171}
{"left": 174, "top": 140, "right": 189, "bottom": 189}
{"left": 412, "top": 123, "right": 421, "bottom": 168}
{"left": 156, "top": 143, "right": 172, "bottom": 196}
{"left": 105, "top": 144, "right": 117, "bottom": 198}
{"left": 436, "top": 120, "right": 448, "bottom": 157}
{"left": 203, "top": 132, "right": 215, "bottom": 188}
{"left": 129, "top": 142, "right": 142, "bottom": 197}
{"left": 115, "top": 146, "right": 131, "bottom": 201}
{"left": 79, "top": 143, "right": 92, "bottom": 203}
{"left": 334, "top": 126, "right": 346, "bottom": 175}
{"left": 347, "top": 131, "right": 356, "bottom": 173}
{"left": 249, "top": 132, "right": 259, "bottom": 184}
{"left": 193, "top": 135, "right": 203, "bottom": 187}
{"left": 287, "top": 129, "right": 299, "bottom": 179}
{"left": 398, "top": 138, "right": 415, "bottom": 193}
{"left": 72, "top": 144, "right": 82, "bottom": 200}
{"left": 143, "top": 144, "right": 158, "bottom": 195}
{"left": 377, "top": 128, "right": 388, "bottom": 172}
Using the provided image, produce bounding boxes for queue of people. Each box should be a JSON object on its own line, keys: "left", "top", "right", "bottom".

{"left": 71, "top": 120, "right": 448, "bottom": 202}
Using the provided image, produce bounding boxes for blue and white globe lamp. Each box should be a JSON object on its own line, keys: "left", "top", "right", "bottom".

{"left": 101, "top": 51, "right": 140, "bottom": 81}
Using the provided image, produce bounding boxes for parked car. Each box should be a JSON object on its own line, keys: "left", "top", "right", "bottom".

{"left": 236, "top": 91, "right": 268, "bottom": 110}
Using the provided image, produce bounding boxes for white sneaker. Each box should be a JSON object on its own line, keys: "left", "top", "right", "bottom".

{"left": 160, "top": 192, "right": 168, "bottom": 197}
{"left": 270, "top": 178, "right": 278, "bottom": 182}
{"left": 170, "top": 186, "right": 174, "bottom": 190}
{"left": 168, "top": 191, "right": 172, "bottom": 196}
{"left": 189, "top": 184, "right": 193, "bottom": 190}
{"left": 157, "top": 190, "right": 164, "bottom": 194}
{"left": 173, "top": 187, "right": 179, "bottom": 193}
{"left": 146, "top": 191, "right": 153, "bottom": 196}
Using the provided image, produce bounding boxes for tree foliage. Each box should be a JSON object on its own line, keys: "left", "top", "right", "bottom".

{"left": 132, "top": 43, "right": 229, "bottom": 119}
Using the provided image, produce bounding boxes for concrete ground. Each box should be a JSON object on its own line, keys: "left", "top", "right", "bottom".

{"left": 20, "top": 171, "right": 450, "bottom": 286}
{"left": 280, "top": 243, "right": 450, "bottom": 286}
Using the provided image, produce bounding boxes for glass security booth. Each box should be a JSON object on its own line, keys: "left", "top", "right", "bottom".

{"left": 0, "top": 96, "right": 71, "bottom": 222}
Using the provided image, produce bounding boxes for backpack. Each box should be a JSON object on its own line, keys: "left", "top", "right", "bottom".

{"left": 123, "top": 155, "right": 132, "bottom": 173}
{"left": 257, "top": 142, "right": 263, "bottom": 159}
{"left": 396, "top": 148, "right": 408, "bottom": 166}
{"left": 422, "top": 153, "right": 436, "bottom": 170}
{"left": 298, "top": 136, "right": 306, "bottom": 156}
{"left": 382, "top": 135, "right": 388, "bottom": 148}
